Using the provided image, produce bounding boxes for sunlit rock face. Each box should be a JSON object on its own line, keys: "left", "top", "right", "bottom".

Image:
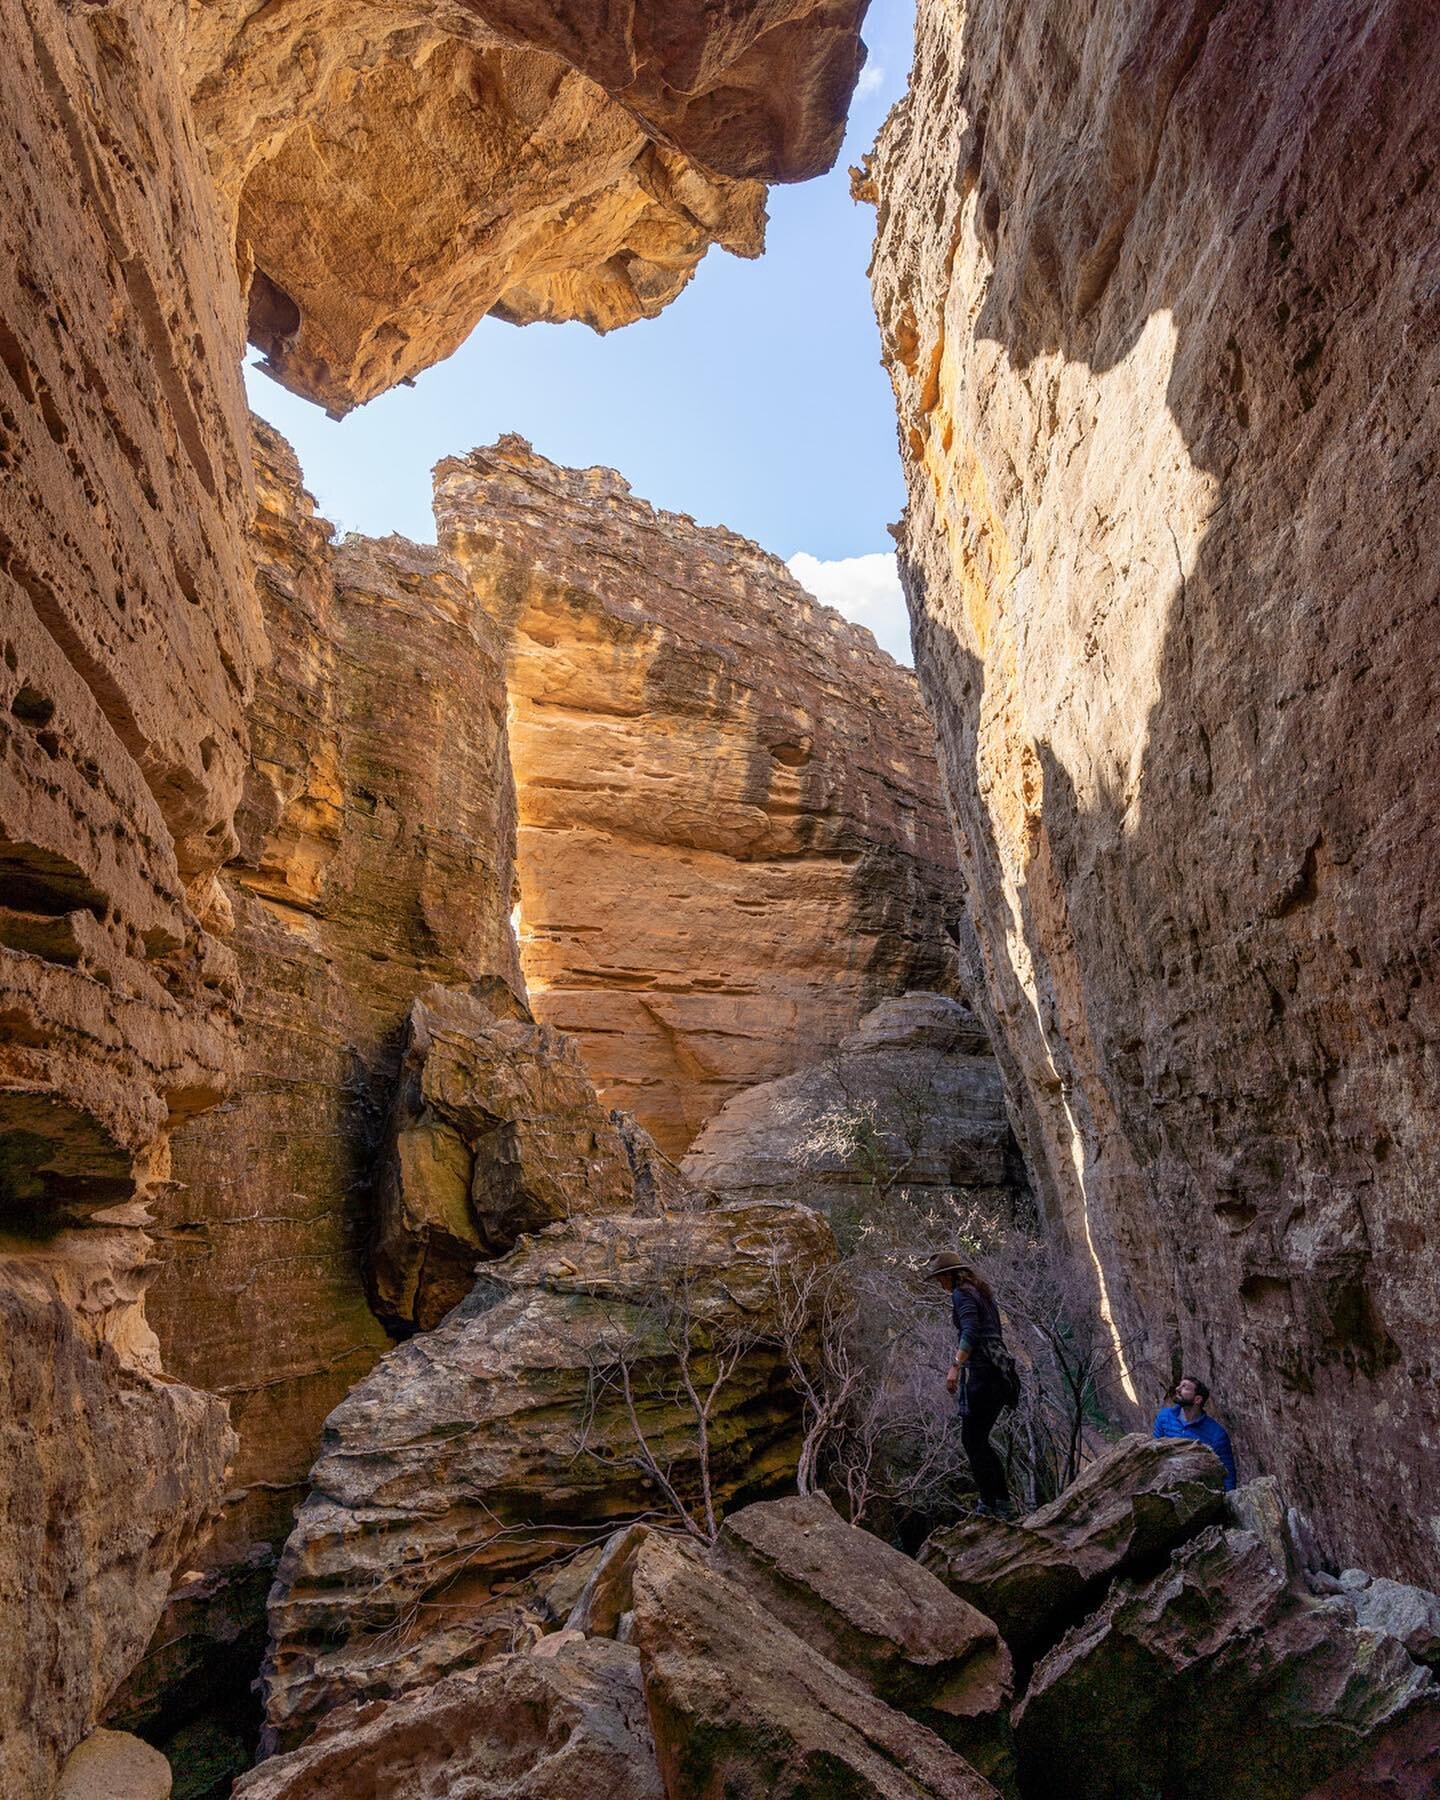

{"left": 869, "top": 0, "right": 1440, "bottom": 1580}
{"left": 436, "top": 438, "right": 965, "bottom": 1159}
{"left": 185, "top": 0, "right": 869, "bottom": 413}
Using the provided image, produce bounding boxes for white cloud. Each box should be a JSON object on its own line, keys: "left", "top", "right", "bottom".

{"left": 787, "top": 550, "right": 913, "bottom": 665}
{"left": 854, "top": 63, "right": 887, "bottom": 100}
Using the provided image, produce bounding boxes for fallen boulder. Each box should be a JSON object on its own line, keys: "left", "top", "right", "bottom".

{"left": 629, "top": 1531, "right": 999, "bottom": 1797}
{"left": 261, "top": 1201, "right": 833, "bottom": 1749}
{"left": 370, "top": 985, "right": 640, "bottom": 1330}
{"left": 920, "top": 1434, "right": 1226, "bottom": 1660}
{"left": 715, "top": 1494, "right": 1014, "bottom": 1788}
{"left": 1014, "top": 1526, "right": 1440, "bottom": 1800}
{"left": 234, "top": 1638, "right": 663, "bottom": 1799}
{"left": 55, "top": 1729, "right": 172, "bottom": 1800}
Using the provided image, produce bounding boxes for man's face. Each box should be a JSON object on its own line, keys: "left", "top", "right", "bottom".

{"left": 1175, "top": 1379, "right": 1200, "bottom": 1407}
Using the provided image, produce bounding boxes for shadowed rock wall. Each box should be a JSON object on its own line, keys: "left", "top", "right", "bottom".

{"left": 118, "top": 421, "right": 521, "bottom": 1740}
{"left": 436, "top": 438, "right": 965, "bottom": 1158}
{"left": 1, "top": 1, "right": 259, "bottom": 1786}
{"left": 869, "top": 0, "right": 1440, "bottom": 1580}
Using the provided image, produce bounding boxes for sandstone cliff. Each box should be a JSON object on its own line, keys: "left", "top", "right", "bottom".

{"left": 3, "top": 0, "right": 872, "bottom": 1769}
{"left": 867, "top": 0, "right": 1440, "bottom": 1580}
{"left": 437, "top": 438, "right": 964, "bottom": 1158}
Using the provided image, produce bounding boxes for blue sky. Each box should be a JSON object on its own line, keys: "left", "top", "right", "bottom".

{"left": 245, "top": 0, "right": 916, "bottom": 661}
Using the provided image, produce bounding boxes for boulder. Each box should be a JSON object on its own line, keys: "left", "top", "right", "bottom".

{"left": 370, "top": 984, "right": 639, "bottom": 1330}
{"left": 1014, "top": 1526, "right": 1440, "bottom": 1800}
{"left": 260, "top": 1201, "right": 834, "bottom": 1749}
{"left": 715, "top": 1494, "right": 1014, "bottom": 1788}
{"left": 682, "top": 993, "right": 1021, "bottom": 1215}
{"left": 1347, "top": 1578, "right": 1440, "bottom": 1669}
{"left": 565, "top": 1524, "right": 652, "bottom": 1640}
{"left": 919, "top": 1434, "right": 1226, "bottom": 1659}
{"left": 629, "top": 1531, "right": 999, "bottom": 1797}
{"left": 55, "top": 1730, "right": 172, "bottom": 1800}
{"left": 233, "top": 1638, "right": 663, "bottom": 1799}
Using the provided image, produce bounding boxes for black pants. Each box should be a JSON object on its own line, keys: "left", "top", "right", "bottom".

{"left": 960, "top": 1376, "right": 1010, "bottom": 1510}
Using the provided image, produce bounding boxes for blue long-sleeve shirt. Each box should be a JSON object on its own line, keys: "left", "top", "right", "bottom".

{"left": 1153, "top": 1405, "right": 1237, "bottom": 1490}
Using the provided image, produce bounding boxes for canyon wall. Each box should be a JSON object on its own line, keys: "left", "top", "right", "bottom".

{"left": 2, "top": 0, "right": 871, "bottom": 1783}
{"left": 868, "top": 0, "right": 1440, "bottom": 1581}
{"left": 1, "top": 2, "right": 260, "bottom": 1788}
{"left": 437, "top": 438, "right": 963, "bottom": 1157}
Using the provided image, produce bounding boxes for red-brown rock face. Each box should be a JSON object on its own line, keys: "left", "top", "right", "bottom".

{"left": 115, "top": 422, "right": 521, "bottom": 1736}
{"left": 2, "top": 2, "right": 258, "bottom": 1786}
{"left": 869, "top": 0, "right": 1440, "bottom": 1580}
{"left": 436, "top": 439, "right": 964, "bottom": 1158}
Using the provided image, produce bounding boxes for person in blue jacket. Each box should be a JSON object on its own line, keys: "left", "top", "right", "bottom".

{"left": 1153, "top": 1376, "right": 1237, "bottom": 1489}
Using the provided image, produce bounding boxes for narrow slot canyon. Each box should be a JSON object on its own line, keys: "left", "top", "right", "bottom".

{"left": 2, "top": 1, "right": 1438, "bottom": 1797}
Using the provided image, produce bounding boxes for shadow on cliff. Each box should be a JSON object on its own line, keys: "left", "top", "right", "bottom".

{"left": 907, "top": 0, "right": 1440, "bottom": 1575}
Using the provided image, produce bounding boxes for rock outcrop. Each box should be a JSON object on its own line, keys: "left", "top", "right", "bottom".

{"left": 629, "top": 1529, "right": 1000, "bottom": 1798}
{"left": 233, "top": 1639, "right": 664, "bottom": 1800}
{"left": 919, "top": 1434, "right": 1227, "bottom": 1662}
{"left": 370, "top": 983, "right": 640, "bottom": 1332}
{"left": 683, "top": 991, "right": 1021, "bottom": 1215}
{"left": 436, "top": 439, "right": 965, "bottom": 1158}
{"left": 2, "top": 0, "right": 870, "bottom": 1777}
{"left": 2, "top": 1, "right": 257, "bottom": 1785}
{"left": 868, "top": 0, "right": 1440, "bottom": 1578}
{"left": 186, "top": 0, "right": 869, "bottom": 412}
{"left": 55, "top": 1729, "right": 172, "bottom": 1800}
{"left": 112, "top": 424, "right": 521, "bottom": 1756}
{"left": 715, "top": 1494, "right": 1015, "bottom": 1786}
{"left": 1015, "top": 1526, "right": 1440, "bottom": 1800}
{"left": 260, "top": 1199, "right": 833, "bottom": 1750}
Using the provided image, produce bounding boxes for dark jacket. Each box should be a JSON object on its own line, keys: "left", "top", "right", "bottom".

{"left": 1153, "top": 1405, "right": 1237, "bottom": 1490}
{"left": 952, "top": 1283, "right": 1004, "bottom": 1362}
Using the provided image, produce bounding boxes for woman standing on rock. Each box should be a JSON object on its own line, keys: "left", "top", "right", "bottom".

{"left": 926, "top": 1252, "right": 1016, "bottom": 1518}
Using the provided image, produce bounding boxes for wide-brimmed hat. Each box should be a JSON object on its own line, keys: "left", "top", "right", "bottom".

{"left": 922, "top": 1250, "right": 970, "bottom": 1279}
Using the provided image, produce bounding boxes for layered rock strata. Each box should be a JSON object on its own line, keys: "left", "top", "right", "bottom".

{"left": 437, "top": 438, "right": 965, "bottom": 1158}
{"left": 116, "top": 423, "right": 521, "bottom": 1747}
{"left": 2, "top": 1, "right": 258, "bottom": 1786}
{"left": 869, "top": 0, "right": 1440, "bottom": 1578}
{"left": 683, "top": 990, "right": 1022, "bottom": 1215}
{"left": 260, "top": 1199, "right": 834, "bottom": 1750}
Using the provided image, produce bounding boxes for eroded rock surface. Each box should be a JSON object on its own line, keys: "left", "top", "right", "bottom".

{"left": 919, "top": 1434, "right": 1226, "bottom": 1661}
{"left": 630, "top": 1529, "right": 999, "bottom": 1798}
{"left": 2, "top": 1, "right": 259, "bottom": 1785}
{"left": 1015, "top": 1526, "right": 1440, "bottom": 1800}
{"left": 371, "top": 983, "right": 640, "bottom": 1331}
{"left": 187, "top": 0, "right": 868, "bottom": 412}
{"left": 233, "top": 1639, "right": 663, "bottom": 1800}
{"left": 130, "top": 424, "right": 520, "bottom": 1743}
{"left": 684, "top": 991, "right": 1021, "bottom": 1215}
{"left": 869, "top": 0, "right": 1440, "bottom": 1578}
{"left": 716, "top": 1494, "right": 1014, "bottom": 1787}
{"left": 437, "top": 438, "right": 964, "bottom": 1158}
{"left": 261, "top": 1200, "right": 833, "bottom": 1750}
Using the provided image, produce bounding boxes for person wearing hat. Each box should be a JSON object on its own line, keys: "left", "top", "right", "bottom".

{"left": 925, "top": 1251, "right": 1013, "bottom": 1517}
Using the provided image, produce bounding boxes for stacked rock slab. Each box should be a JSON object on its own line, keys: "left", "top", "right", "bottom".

{"left": 1015, "top": 1527, "right": 1440, "bottom": 1799}
{"left": 868, "top": 0, "right": 1440, "bottom": 1578}
{"left": 436, "top": 438, "right": 965, "bottom": 1158}
{"left": 919, "top": 1434, "right": 1227, "bottom": 1663}
{"left": 233, "top": 1641, "right": 665, "bottom": 1800}
{"left": 260, "top": 1200, "right": 835, "bottom": 1751}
